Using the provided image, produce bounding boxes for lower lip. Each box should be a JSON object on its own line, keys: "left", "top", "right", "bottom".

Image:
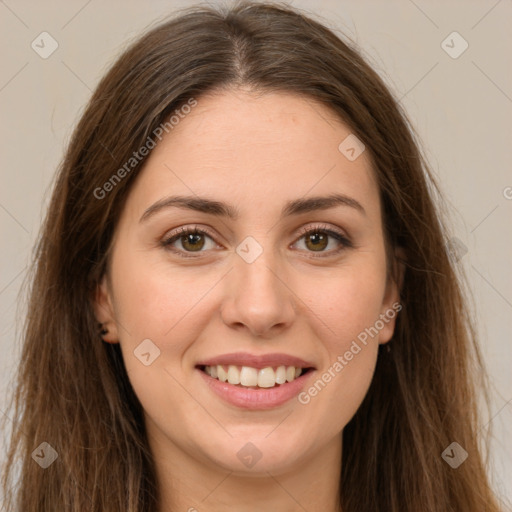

{"left": 197, "top": 368, "right": 314, "bottom": 410}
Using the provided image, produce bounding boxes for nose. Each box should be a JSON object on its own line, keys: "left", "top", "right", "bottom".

{"left": 220, "top": 249, "right": 297, "bottom": 338}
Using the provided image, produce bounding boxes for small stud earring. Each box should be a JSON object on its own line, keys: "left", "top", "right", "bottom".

{"left": 99, "top": 324, "right": 108, "bottom": 336}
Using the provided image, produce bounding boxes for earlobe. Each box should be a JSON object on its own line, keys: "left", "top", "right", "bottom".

{"left": 378, "top": 246, "right": 406, "bottom": 345}
{"left": 93, "top": 275, "right": 119, "bottom": 343}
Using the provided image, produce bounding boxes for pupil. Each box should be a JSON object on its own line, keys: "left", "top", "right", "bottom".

{"left": 183, "top": 233, "right": 204, "bottom": 251}
{"left": 308, "top": 232, "right": 327, "bottom": 251}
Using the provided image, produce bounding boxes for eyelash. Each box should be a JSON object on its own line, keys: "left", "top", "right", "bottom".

{"left": 160, "top": 224, "right": 352, "bottom": 259}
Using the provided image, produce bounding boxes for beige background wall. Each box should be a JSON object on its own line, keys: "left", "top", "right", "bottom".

{"left": 1, "top": 0, "right": 510, "bottom": 506}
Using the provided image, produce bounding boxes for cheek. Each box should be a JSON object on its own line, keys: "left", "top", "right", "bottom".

{"left": 292, "top": 259, "right": 386, "bottom": 423}
{"left": 111, "top": 249, "right": 215, "bottom": 344}
{"left": 304, "top": 257, "right": 388, "bottom": 347}
{"left": 110, "top": 253, "right": 213, "bottom": 428}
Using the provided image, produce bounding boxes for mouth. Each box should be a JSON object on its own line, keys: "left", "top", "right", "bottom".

{"left": 195, "top": 363, "right": 316, "bottom": 410}
{"left": 196, "top": 364, "right": 315, "bottom": 389}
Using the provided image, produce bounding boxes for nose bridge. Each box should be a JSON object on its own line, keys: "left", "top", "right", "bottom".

{"left": 238, "top": 247, "right": 281, "bottom": 300}
{"left": 221, "top": 235, "right": 296, "bottom": 336}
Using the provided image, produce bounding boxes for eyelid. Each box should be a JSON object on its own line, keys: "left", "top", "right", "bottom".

{"left": 161, "top": 222, "right": 352, "bottom": 258}
{"left": 291, "top": 223, "right": 353, "bottom": 257}
{"left": 295, "top": 223, "right": 348, "bottom": 242}
{"left": 160, "top": 224, "right": 221, "bottom": 257}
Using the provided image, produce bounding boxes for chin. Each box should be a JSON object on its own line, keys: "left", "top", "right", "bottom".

{"left": 196, "top": 430, "right": 311, "bottom": 475}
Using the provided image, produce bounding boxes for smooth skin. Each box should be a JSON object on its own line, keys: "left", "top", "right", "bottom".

{"left": 94, "top": 88, "right": 402, "bottom": 512}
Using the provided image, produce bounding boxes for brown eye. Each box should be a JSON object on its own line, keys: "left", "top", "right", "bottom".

{"left": 303, "top": 232, "right": 329, "bottom": 252}
{"left": 161, "top": 224, "right": 352, "bottom": 259}
{"left": 180, "top": 232, "right": 206, "bottom": 251}
{"left": 161, "top": 227, "right": 217, "bottom": 257}
{"left": 293, "top": 225, "right": 352, "bottom": 257}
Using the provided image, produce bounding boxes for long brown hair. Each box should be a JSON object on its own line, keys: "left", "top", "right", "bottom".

{"left": 1, "top": 1, "right": 504, "bottom": 510}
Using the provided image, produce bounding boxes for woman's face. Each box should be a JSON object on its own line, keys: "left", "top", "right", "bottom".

{"left": 95, "top": 89, "right": 400, "bottom": 475}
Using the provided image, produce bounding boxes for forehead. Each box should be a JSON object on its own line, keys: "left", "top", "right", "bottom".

{"left": 125, "top": 89, "right": 379, "bottom": 221}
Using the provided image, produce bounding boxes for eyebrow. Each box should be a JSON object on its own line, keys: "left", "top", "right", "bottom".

{"left": 139, "top": 193, "right": 366, "bottom": 223}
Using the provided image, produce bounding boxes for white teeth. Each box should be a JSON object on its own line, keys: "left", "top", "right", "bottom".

{"left": 257, "top": 367, "right": 275, "bottom": 388}
{"left": 227, "top": 365, "right": 240, "bottom": 385}
{"left": 217, "top": 365, "right": 228, "bottom": 382}
{"left": 240, "top": 366, "right": 258, "bottom": 386}
{"left": 275, "top": 366, "right": 287, "bottom": 384}
{"left": 203, "top": 364, "right": 306, "bottom": 388}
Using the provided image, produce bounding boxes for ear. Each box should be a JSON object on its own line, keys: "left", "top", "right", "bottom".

{"left": 93, "top": 274, "right": 119, "bottom": 344}
{"left": 378, "top": 246, "right": 406, "bottom": 345}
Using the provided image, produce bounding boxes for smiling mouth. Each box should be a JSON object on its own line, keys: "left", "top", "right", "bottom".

{"left": 197, "top": 364, "right": 314, "bottom": 389}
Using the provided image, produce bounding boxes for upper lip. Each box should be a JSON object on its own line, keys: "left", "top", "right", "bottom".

{"left": 196, "top": 352, "right": 316, "bottom": 370}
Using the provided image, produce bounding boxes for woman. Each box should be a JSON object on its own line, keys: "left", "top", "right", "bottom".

{"left": 1, "top": 1, "right": 503, "bottom": 510}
